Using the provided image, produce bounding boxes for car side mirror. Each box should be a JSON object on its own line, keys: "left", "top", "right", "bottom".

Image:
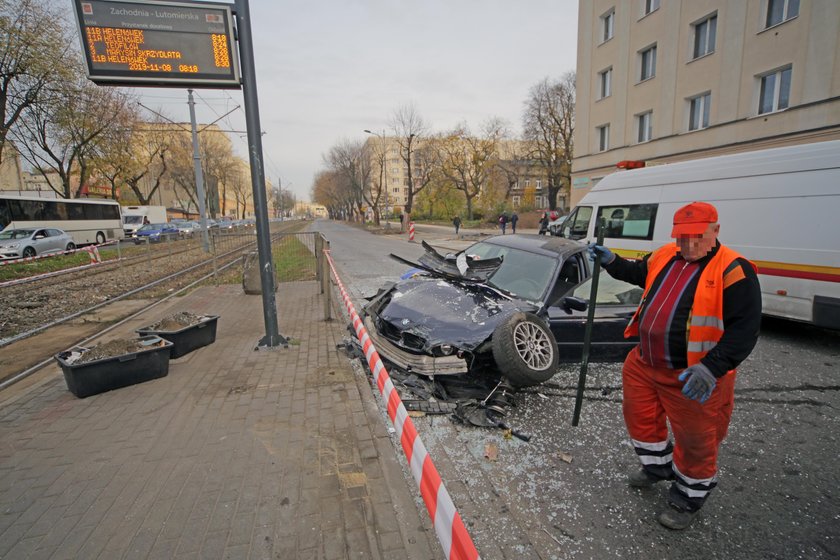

{"left": 563, "top": 296, "right": 588, "bottom": 312}
{"left": 34, "top": 234, "right": 45, "bottom": 240}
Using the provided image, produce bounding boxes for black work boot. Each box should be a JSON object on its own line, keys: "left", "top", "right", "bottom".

{"left": 658, "top": 502, "right": 699, "bottom": 530}
{"left": 627, "top": 469, "right": 663, "bottom": 488}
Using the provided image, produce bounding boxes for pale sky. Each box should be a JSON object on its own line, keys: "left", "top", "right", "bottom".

{"left": 135, "top": 1, "right": 580, "bottom": 202}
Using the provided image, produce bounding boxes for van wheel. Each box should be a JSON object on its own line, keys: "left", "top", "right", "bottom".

{"left": 22, "top": 247, "right": 36, "bottom": 258}
{"left": 96, "top": 232, "right": 105, "bottom": 245}
{"left": 492, "top": 312, "right": 558, "bottom": 388}
{"left": 66, "top": 242, "right": 76, "bottom": 251}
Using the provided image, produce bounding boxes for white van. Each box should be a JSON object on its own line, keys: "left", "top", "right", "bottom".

{"left": 557, "top": 140, "right": 840, "bottom": 329}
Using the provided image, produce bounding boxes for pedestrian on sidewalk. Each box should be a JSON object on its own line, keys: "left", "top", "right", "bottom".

{"left": 538, "top": 212, "right": 550, "bottom": 235}
{"left": 498, "top": 212, "right": 508, "bottom": 234}
{"left": 453, "top": 215, "right": 461, "bottom": 235}
{"left": 510, "top": 212, "right": 519, "bottom": 234}
{"left": 590, "top": 201, "right": 761, "bottom": 530}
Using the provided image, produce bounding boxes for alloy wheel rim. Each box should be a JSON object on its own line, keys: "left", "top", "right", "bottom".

{"left": 513, "top": 321, "right": 554, "bottom": 370}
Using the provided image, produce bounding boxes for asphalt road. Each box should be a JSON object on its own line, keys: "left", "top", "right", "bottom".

{"left": 312, "top": 218, "right": 840, "bottom": 560}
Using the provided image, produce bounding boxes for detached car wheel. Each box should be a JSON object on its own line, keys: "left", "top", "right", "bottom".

{"left": 492, "top": 312, "right": 558, "bottom": 387}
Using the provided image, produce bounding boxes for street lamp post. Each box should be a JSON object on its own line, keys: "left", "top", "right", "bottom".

{"left": 364, "top": 129, "right": 389, "bottom": 224}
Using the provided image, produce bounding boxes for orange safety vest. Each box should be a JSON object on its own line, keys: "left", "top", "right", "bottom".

{"left": 624, "top": 244, "right": 755, "bottom": 366}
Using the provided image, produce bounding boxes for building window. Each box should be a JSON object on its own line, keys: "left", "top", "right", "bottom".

{"left": 525, "top": 178, "right": 531, "bottom": 187}
{"left": 693, "top": 14, "right": 717, "bottom": 59}
{"left": 758, "top": 66, "right": 792, "bottom": 114}
{"left": 766, "top": 0, "right": 799, "bottom": 28}
{"left": 601, "top": 9, "right": 615, "bottom": 42}
{"left": 640, "top": 45, "right": 657, "bottom": 81}
{"left": 597, "top": 124, "right": 610, "bottom": 152}
{"left": 643, "top": 0, "right": 660, "bottom": 16}
{"left": 637, "top": 111, "right": 653, "bottom": 143}
{"left": 512, "top": 195, "right": 521, "bottom": 207}
{"left": 536, "top": 179, "right": 542, "bottom": 189}
{"left": 598, "top": 67, "right": 612, "bottom": 99}
{"left": 688, "top": 93, "right": 711, "bottom": 131}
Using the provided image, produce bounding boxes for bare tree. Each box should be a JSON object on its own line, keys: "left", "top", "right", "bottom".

{"left": 96, "top": 114, "right": 172, "bottom": 204}
{"left": 437, "top": 119, "right": 507, "bottom": 220}
{"left": 0, "top": 0, "right": 74, "bottom": 164}
{"left": 389, "top": 103, "right": 428, "bottom": 230}
{"left": 522, "top": 72, "right": 575, "bottom": 211}
{"left": 324, "top": 139, "right": 369, "bottom": 222}
{"left": 311, "top": 169, "right": 353, "bottom": 220}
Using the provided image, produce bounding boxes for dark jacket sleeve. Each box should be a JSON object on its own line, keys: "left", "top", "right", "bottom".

{"left": 700, "top": 258, "right": 762, "bottom": 377}
{"left": 602, "top": 253, "right": 651, "bottom": 288}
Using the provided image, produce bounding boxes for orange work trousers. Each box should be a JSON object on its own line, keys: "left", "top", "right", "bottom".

{"left": 622, "top": 347, "right": 736, "bottom": 506}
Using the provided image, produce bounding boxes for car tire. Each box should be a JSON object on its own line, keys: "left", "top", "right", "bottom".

{"left": 96, "top": 232, "right": 105, "bottom": 245}
{"left": 66, "top": 242, "right": 76, "bottom": 251}
{"left": 491, "top": 312, "right": 558, "bottom": 388}
{"left": 22, "top": 247, "right": 36, "bottom": 258}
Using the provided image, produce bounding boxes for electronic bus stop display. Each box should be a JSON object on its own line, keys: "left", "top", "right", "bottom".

{"left": 72, "top": 0, "right": 240, "bottom": 88}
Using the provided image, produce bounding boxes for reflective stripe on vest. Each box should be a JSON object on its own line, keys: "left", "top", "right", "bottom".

{"left": 624, "top": 244, "right": 752, "bottom": 366}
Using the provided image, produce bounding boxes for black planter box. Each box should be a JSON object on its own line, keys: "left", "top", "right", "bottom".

{"left": 55, "top": 336, "right": 173, "bottom": 398}
{"left": 136, "top": 315, "right": 219, "bottom": 359}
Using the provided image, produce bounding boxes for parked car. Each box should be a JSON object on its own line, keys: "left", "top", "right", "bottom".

{"left": 547, "top": 215, "right": 569, "bottom": 236}
{"left": 133, "top": 223, "right": 180, "bottom": 244}
{"left": 216, "top": 220, "right": 235, "bottom": 230}
{"left": 0, "top": 227, "right": 76, "bottom": 260}
{"left": 177, "top": 221, "right": 201, "bottom": 236}
{"left": 363, "top": 235, "right": 641, "bottom": 388}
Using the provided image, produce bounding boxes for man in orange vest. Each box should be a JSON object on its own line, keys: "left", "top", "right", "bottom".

{"left": 590, "top": 201, "right": 761, "bottom": 530}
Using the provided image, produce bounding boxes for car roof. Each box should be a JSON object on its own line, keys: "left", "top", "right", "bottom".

{"left": 477, "top": 234, "right": 586, "bottom": 259}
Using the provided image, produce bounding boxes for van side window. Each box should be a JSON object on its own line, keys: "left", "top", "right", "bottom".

{"left": 597, "top": 204, "right": 658, "bottom": 239}
{"left": 560, "top": 206, "right": 593, "bottom": 240}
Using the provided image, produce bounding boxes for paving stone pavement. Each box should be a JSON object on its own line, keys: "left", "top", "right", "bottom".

{"left": 0, "top": 282, "right": 439, "bottom": 559}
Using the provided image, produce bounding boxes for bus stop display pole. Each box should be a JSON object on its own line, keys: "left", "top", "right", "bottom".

{"left": 187, "top": 89, "right": 210, "bottom": 253}
{"left": 234, "top": 0, "right": 287, "bottom": 348}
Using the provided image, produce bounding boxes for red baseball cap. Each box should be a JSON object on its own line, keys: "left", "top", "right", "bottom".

{"left": 671, "top": 201, "right": 718, "bottom": 237}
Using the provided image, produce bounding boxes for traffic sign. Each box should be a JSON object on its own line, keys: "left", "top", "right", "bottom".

{"left": 72, "top": 0, "right": 240, "bottom": 89}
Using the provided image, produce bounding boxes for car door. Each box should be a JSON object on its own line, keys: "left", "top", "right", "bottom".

{"left": 31, "top": 229, "right": 50, "bottom": 254}
{"left": 47, "top": 229, "right": 65, "bottom": 253}
{"left": 546, "top": 263, "right": 641, "bottom": 363}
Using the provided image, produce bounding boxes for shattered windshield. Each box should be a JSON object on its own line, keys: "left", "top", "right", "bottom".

{"left": 464, "top": 242, "right": 558, "bottom": 301}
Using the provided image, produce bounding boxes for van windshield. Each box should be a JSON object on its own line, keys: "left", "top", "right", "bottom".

{"left": 124, "top": 215, "right": 144, "bottom": 224}
{"left": 560, "top": 206, "right": 593, "bottom": 240}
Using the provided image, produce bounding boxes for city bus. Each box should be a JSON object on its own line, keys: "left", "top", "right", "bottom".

{"left": 0, "top": 194, "right": 124, "bottom": 245}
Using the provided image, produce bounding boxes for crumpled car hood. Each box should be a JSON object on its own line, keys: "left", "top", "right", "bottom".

{"left": 368, "top": 276, "right": 535, "bottom": 353}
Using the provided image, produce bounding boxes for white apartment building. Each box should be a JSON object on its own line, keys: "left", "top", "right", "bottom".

{"left": 572, "top": 0, "right": 840, "bottom": 206}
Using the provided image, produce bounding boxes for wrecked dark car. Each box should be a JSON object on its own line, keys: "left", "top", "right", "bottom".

{"left": 363, "top": 235, "right": 643, "bottom": 389}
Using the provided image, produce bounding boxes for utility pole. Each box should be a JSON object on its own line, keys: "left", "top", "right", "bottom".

{"left": 187, "top": 89, "right": 210, "bottom": 252}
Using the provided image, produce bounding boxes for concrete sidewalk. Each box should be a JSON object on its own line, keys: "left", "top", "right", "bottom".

{"left": 0, "top": 282, "right": 438, "bottom": 559}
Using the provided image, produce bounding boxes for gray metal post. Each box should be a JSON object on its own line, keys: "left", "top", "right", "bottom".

{"left": 315, "top": 234, "right": 323, "bottom": 287}
{"left": 234, "top": 0, "right": 287, "bottom": 348}
{"left": 187, "top": 89, "right": 210, "bottom": 253}
{"left": 322, "top": 240, "right": 331, "bottom": 321}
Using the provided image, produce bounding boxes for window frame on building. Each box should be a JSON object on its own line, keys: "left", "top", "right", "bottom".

{"left": 598, "top": 67, "right": 613, "bottom": 99}
{"left": 596, "top": 124, "right": 610, "bottom": 152}
{"left": 601, "top": 8, "right": 615, "bottom": 43}
{"left": 765, "top": 0, "right": 799, "bottom": 29}
{"left": 692, "top": 13, "right": 717, "bottom": 59}
{"left": 636, "top": 111, "right": 653, "bottom": 143}
{"left": 639, "top": 44, "right": 657, "bottom": 81}
{"left": 757, "top": 65, "right": 792, "bottom": 115}
{"left": 642, "top": 0, "right": 660, "bottom": 17}
{"left": 688, "top": 92, "right": 711, "bottom": 131}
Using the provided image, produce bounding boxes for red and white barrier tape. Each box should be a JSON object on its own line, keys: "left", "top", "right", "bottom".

{"left": 324, "top": 250, "right": 480, "bottom": 560}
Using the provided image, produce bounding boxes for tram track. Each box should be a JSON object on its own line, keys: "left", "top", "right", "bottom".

{"left": 0, "top": 224, "right": 301, "bottom": 389}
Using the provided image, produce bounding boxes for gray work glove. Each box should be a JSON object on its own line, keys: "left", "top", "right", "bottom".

{"left": 588, "top": 244, "right": 615, "bottom": 265}
{"left": 678, "top": 363, "right": 717, "bottom": 403}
